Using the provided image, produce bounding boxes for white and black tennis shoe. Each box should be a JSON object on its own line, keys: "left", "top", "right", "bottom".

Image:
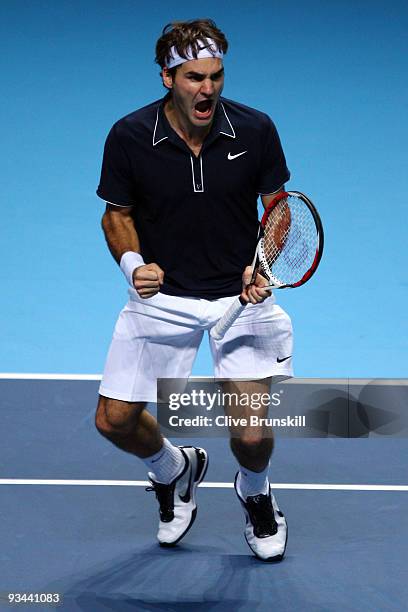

{"left": 146, "top": 446, "right": 208, "bottom": 546}
{"left": 234, "top": 473, "right": 288, "bottom": 561}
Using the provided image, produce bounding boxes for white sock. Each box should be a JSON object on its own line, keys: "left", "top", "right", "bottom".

{"left": 142, "top": 438, "right": 185, "bottom": 484}
{"left": 237, "top": 463, "right": 270, "bottom": 499}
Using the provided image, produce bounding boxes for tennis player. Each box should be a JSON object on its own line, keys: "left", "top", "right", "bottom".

{"left": 95, "top": 19, "right": 293, "bottom": 562}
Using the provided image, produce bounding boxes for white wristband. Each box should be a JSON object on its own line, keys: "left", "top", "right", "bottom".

{"left": 120, "top": 251, "right": 145, "bottom": 287}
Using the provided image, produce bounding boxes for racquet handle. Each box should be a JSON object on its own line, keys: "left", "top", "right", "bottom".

{"left": 210, "top": 297, "right": 246, "bottom": 341}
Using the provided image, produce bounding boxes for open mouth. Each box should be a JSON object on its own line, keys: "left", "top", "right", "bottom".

{"left": 193, "top": 99, "right": 213, "bottom": 120}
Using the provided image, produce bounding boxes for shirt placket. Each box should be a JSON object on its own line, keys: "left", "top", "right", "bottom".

{"left": 190, "top": 154, "right": 204, "bottom": 193}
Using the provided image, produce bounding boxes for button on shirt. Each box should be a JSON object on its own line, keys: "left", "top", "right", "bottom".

{"left": 97, "top": 95, "right": 290, "bottom": 299}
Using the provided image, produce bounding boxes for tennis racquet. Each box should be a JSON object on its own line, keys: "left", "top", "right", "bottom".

{"left": 210, "top": 191, "right": 324, "bottom": 341}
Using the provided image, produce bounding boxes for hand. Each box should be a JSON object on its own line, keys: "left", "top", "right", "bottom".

{"left": 132, "top": 263, "right": 164, "bottom": 299}
{"left": 240, "top": 266, "right": 272, "bottom": 305}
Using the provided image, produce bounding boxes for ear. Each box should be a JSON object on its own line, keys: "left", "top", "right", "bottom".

{"left": 162, "top": 67, "right": 173, "bottom": 90}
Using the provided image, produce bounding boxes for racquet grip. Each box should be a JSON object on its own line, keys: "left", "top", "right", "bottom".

{"left": 210, "top": 298, "right": 246, "bottom": 341}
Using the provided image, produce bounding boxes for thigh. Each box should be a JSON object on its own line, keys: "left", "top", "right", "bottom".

{"left": 221, "top": 378, "right": 271, "bottom": 419}
{"left": 210, "top": 298, "right": 294, "bottom": 381}
{"left": 99, "top": 291, "right": 204, "bottom": 403}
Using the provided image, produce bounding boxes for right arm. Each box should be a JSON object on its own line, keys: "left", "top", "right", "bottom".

{"left": 101, "top": 204, "right": 164, "bottom": 298}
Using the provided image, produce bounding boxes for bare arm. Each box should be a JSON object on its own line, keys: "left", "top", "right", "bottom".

{"left": 101, "top": 204, "right": 141, "bottom": 263}
{"left": 101, "top": 204, "right": 164, "bottom": 298}
{"left": 260, "top": 186, "right": 285, "bottom": 209}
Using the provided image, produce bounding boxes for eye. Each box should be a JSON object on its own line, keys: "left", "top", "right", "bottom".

{"left": 211, "top": 72, "right": 224, "bottom": 81}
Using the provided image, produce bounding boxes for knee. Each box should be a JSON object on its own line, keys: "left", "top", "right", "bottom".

{"left": 94, "top": 399, "right": 117, "bottom": 438}
{"left": 232, "top": 431, "right": 274, "bottom": 456}
{"left": 238, "top": 432, "right": 265, "bottom": 451}
{"left": 95, "top": 396, "right": 144, "bottom": 438}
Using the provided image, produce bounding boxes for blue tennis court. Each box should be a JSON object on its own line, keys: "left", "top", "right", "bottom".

{"left": 1, "top": 377, "right": 408, "bottom": 611}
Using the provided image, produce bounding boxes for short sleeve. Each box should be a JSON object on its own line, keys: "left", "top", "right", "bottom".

{"left": 96, "top": 124, "right": 136, "bottom": 206}
{"left": 256, "top": 117, "right": 290, "bottom": 194}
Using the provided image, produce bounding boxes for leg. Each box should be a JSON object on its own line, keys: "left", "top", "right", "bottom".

{"left": 97, "top": 292, "right": 209, "bottom": 545}
{"left": 210, "top": 298, "right": 292, "bottom": 561}
{"left": 95, "top": 395, "right": 163, "bottom": 458}
{"left": 95, "top": 394, "right": 189, "bottom": 483}
{"left": 223, "top": 377, "right": 273, "bottom": 474}
{"left": 222, "top": 377, "right": 287, "bottom": 561}
{"left": 210, "top": 298, "right": 293, "bottom": 492}
{"left": 95, "top": 394, "right": 208, "bottom": 546}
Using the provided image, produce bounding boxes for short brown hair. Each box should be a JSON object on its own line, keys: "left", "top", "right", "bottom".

{"left": 155, "top": 18, "right": 228, "bottom": 71}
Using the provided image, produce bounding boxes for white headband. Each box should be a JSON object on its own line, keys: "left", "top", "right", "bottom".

{"left": 166, "top": 37, "right": 223, "bottom": 69}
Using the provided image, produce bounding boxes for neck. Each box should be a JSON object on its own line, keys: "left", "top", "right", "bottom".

{"left": 164, "top": 98, "right": 212, "bottom": 147}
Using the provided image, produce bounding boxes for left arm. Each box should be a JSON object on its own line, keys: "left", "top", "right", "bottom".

{"left": 260, "top": 187, "right": 285, "bottom": 210}
{"left": 243, "top": 114, "right": 289, "bottom": 304}
{"left": 240, "top": 187, "right": 286, "bottom": 305}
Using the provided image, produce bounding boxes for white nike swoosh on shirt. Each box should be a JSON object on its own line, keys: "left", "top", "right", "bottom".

{"left": 228, "top": 151, "right": 248, "bottom": 160}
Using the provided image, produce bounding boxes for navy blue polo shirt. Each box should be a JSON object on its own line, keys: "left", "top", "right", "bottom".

{"left": 97, "top": 95, "right": 290, "bottom": 299}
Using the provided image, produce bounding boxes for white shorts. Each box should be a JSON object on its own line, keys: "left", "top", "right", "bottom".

{"left": 99, "top": 288, "right": 293, "bottom": 403}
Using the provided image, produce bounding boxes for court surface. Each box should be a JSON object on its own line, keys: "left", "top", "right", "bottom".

{"left": 1, "top": 378, "right": 408, "bottom": 611}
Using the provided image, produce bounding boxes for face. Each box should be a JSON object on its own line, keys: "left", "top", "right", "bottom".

{"left": 163, "top": 57, "right": 224, "bottom": 129}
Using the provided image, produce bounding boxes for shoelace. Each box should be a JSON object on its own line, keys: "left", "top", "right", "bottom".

{"left": 145, "top": 480, "right": 176, "bottom": 522}
{"left": 246, "top": 493, "right": 278, "bottom": 538}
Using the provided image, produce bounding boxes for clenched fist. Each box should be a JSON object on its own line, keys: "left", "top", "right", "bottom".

{"left": 132, "top": 263, "right": 164, "bottom": 299}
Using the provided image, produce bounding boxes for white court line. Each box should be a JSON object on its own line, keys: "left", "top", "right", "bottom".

{"left": 1, "top": 374, "right": 408, "bottom": 384}
{"left": 0, "top": 479, "right": 407, "bottom": 491}
{"left": 0, "top": 373, "right": 102, "bottom": 380}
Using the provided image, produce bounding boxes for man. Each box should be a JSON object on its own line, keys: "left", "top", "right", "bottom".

{"left": 95, "top": 19, "right": 293, "bottom": 562}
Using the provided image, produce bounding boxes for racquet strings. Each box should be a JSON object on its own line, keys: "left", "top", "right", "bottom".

{"left": 262, "top": 195, "right": 318, "bottom": 285}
